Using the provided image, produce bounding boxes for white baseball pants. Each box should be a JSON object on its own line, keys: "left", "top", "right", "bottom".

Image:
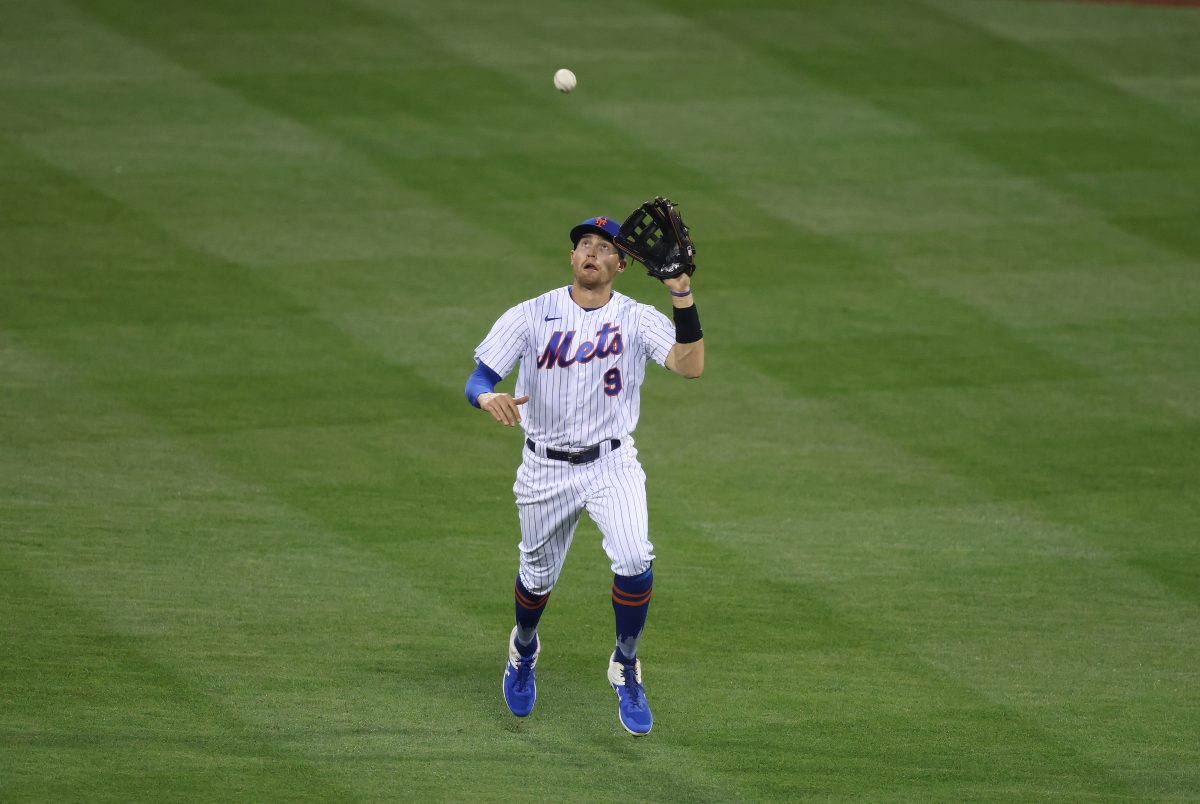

{"left": 513, "top": 441, "right": 655, "bottom": 596}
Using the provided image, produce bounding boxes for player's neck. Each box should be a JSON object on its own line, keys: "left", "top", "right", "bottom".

{"left": 569, "top": 282, "right": 613, "bottom": 310}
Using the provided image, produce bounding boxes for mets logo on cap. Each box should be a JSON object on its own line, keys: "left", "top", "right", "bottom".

{"left": 569, "top": 214, "right": 622, "bottom": 246}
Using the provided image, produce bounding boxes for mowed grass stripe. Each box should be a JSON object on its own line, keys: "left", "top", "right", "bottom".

{"left": 917, "top": 1, "right": 1200, "bottom": 260}
{"left": 932, "top": 0, "right": 1200, "bottom": 126}
{"left": 0, "top": 559, "right": 358, "bottom": 802}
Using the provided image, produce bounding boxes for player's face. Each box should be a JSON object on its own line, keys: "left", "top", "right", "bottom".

{"left": 570, "top": 234, "right": 625, "bottom": 288}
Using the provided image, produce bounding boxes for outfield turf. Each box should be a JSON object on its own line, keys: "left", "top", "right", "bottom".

{"left": 3, "top": 0, "right": 1200, "bottom": 800}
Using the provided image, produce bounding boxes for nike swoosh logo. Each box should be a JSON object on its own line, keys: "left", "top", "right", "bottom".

{"left": 544, "top": 316, "right": 561, "bottom": 321}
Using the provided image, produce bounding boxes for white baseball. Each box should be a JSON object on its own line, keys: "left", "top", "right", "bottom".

{"left": 553, "top": 68, "right": 577, "bottom": 94}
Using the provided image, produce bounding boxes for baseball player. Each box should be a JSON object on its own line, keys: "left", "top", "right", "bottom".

{"left": 464, "top": 213, "right": 704, "bottom": 736}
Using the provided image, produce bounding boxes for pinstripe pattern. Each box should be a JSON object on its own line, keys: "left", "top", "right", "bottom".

{"left": 514, "top": 445, "right": 655, "bottom": 596}
{"left": 476, "top": 285, "right": 671, "bottom": 596}
{"left": 475, "top": 287, "right": 674, "bottom": 448}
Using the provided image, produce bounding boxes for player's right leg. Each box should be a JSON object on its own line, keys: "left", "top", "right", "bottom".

{"left": 503, "top": 622, "right": 540, "bottom": 717}
{"left": 503, "top": 453, "right": 583, "bottom": 717}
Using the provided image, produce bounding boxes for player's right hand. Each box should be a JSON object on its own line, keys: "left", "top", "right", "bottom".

{"left": 479, "top": 393, "right": 529, "bottom": 427}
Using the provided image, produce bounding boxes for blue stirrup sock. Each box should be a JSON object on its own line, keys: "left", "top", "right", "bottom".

{"left": 611, "top": 566, "right": 653, "bottom": 664}
{"left": 513, "top": 576, "right": 549, "bottom": 657}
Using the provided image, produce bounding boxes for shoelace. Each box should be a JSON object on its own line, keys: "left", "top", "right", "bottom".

{"left": 622, "top": 665, "right": 643, "bottom": 706}
{"left": 514, "top": 656, "right": 534, "bottom": 692}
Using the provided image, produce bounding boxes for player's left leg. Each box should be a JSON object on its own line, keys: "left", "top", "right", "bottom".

{"left": 612, "top": 567, "right": 653, "bottom": 663}
{"left": 607, "top": 566, "right": 653, "bottom": 735}
{"left": 585, "top": 452, "right": 655, "bottom": 735}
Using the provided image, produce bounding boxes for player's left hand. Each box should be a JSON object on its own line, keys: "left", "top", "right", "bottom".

{"left": 662, "top": 274, "right": 691, "bottom": 296}
{"left": 616, "top": 196, "right": 696, "bottom": 280}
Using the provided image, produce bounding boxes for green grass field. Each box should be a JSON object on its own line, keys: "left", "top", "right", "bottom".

{"left": 3, "top": 0, "right": 1200, "bottom": 799}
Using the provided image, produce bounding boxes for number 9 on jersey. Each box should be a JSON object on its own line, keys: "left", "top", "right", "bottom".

{"left": 604, "top": 368, "right": 622, "bottom": 397}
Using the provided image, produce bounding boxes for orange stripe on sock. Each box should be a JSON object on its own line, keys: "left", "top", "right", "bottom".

{"left": 611, "top": 585, "right": 653, "bottom": 606}
{"left": 515, "top": 585, "right": 549, "bottom": 610}
{"left": 612, "top": 584, "right": 652, "bottom": 602}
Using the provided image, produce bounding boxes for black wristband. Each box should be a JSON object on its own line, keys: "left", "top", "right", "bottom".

{"left": 673, "top": 302, "right": 703, "bottom": 344}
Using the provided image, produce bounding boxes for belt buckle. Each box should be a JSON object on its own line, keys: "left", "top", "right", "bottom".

{"left": 567, "top": 450, "right": 588, "bottom": 465}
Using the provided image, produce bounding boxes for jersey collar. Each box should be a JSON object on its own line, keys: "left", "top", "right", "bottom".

{"left": 567, "top": 286, "right": 614, "bottom": 312}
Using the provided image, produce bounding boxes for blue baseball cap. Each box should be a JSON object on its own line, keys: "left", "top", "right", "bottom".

{"left": 570, "top": 215, "right": 622, "bottom": 250}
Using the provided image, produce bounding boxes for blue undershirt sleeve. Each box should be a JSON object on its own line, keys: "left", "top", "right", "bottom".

{"left": 465, "top": 362, "right": 503, "bottom": 408}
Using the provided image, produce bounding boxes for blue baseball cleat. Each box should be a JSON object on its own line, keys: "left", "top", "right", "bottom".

{"left": 608, "top": 653, "right": 652, "bottom": 736}
{"left": 503, "top": 626, "right": 539, "bottom": 717}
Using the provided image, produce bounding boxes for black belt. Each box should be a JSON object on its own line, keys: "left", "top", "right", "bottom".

{"left": 526, "top": 438, "right": 621, "bottom": 465}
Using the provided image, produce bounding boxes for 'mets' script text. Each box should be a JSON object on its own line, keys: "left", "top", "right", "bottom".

{"left": 537, "top": 323, "right": 624, "bottom": 369}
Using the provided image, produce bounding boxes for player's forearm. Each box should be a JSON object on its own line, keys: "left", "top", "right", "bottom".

{"left": 669, "top": 289, "right": 704, "bottom": 378}
{"left": 465, "top": 362, "right": 502, "bottom": 408}
{"left": 671, "top": 339, "right": 704, "bottom": 378}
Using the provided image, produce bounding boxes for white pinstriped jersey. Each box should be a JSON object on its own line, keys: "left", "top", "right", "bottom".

{"left": 475, "top": 286, "right": 676, "bottom": 449}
